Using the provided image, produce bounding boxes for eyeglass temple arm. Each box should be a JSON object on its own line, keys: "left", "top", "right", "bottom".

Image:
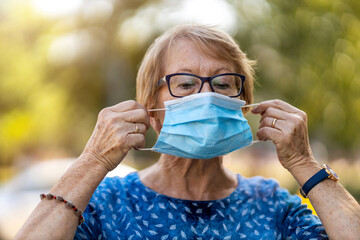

{"left": 157, "top": 77, "right": 166, "bottom": 87}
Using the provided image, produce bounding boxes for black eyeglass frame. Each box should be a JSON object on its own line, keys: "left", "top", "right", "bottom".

{"left": 157, "top": 73, "right": 246, "bottom": 98}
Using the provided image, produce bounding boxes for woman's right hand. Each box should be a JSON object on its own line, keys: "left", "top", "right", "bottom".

{"left": 16, "top": 100, "right": 149, "bottom": 240}
{"left": 82, "top": 100, "right": 150, "bottom": 171}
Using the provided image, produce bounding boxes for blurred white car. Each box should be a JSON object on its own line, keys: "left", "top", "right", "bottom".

{"left": 0, "top": 158, "right": 135, "bottom": 240}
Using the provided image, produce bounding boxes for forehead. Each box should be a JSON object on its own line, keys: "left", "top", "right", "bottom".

{"left": 163, "top": 38, "right": 236, "bottom": 75}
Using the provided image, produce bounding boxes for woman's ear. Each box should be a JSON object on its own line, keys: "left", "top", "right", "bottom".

{"left": 150, "top": 112, "right": 162, "bottom": 133}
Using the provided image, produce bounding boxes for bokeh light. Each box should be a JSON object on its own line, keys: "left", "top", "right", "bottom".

{"left": 0, "top": 0, "right": 360, "bottom": 237}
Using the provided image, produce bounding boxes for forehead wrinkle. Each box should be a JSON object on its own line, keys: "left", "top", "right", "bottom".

{"left": 172, "top": 62, "right": 234, "bottom": 76}
{"left": 165, "top": 39, "right": 235, "bottom": 76}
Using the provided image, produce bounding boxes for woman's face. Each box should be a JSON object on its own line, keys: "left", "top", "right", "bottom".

{"left": 153, "top": 39, "right": 237, "bottom": 128}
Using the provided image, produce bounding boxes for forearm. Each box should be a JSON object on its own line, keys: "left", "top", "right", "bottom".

{"left": 15, "top": 153, "right": 109, "bottom": 240}
{"left": 289, "top": 162, "right": 360, "bottom": 239}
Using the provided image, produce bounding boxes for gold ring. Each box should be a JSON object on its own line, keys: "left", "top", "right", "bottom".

{"left": 271, "top": 118, "right": 278, "bottom": 128}
{"left": 135, "top": 123, "right": 140, "bottom": 133}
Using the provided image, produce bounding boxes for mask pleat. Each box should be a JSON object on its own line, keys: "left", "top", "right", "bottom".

{"left": 152, "top": 92, "right": 253, "bottom": 159}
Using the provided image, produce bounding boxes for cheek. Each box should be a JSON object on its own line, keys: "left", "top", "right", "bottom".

{"left": 152, "top": 87, "right": 174, "bottom": 127}
{"left": 156, "top": 86, "right": 177, "bottom": 108}
{"left": 158, "top": 111, "right": 165, "bottom": 125}
{"left": 154, "top": 100, "right": 166, "bottom": 125}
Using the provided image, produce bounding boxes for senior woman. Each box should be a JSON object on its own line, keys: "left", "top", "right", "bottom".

{"left": 17, "top": 24, "right": 360, "bottom": 239}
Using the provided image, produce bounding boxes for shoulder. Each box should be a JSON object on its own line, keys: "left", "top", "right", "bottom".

{"left": 76, "top": 172, "right": 141, "bottom": 238}
{"left": 236, "top": 174, "right": 301, "bottom": 208}
{"left": 238, "top": 175, "right": 285, "bottom": 198}
{"left": 99, "top": 171, "right": 139, "bottom": 191}
{"left": 89, "top": 172, "right": 139, "bottom": 206}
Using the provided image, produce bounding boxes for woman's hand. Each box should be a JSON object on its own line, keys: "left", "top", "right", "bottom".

{"left": 252, "top": 100, "right": 360, "bottom": 239}
{"left": 16, "top": 100, "right": 150, "bottom": 240}
{"left": 82, "top": 100, "right": 150, "bottom": 171}
{"left": 251, "top": 99, "right": 316, "bottom": 171}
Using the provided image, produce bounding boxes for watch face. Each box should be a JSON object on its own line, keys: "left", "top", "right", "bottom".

{"left": 324, "top": 164, "right": 339, "bottom": 179}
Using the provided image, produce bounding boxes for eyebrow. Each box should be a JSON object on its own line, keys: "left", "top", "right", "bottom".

{"left": 176, "top": 68, "right": 193, "bottom": 73}
{"left": 213, "top": 67, "right": 233, "bottom": 75}
{"left": 175, "top": 67, "right": 234, "bottom": 75}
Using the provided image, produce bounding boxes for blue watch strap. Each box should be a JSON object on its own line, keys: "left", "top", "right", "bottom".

{"left": 300, "top": 168, "right": 329, "bottom": 197}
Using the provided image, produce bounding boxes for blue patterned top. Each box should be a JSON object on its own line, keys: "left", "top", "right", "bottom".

{"left": 75, "top": 172, "right": 328, "bottom": 240}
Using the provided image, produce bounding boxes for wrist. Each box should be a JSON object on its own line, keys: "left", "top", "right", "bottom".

{"left": 286, "top": 158, "right": 322, "bottom": 186}
{"left": 299, "top": 164, "right": 340, "bottom": 198}
{"left": 48, "top": 152, "right": 110, "bottom": 210}
{"left": 78, "top": 151, "right": 112, "bottom": 173}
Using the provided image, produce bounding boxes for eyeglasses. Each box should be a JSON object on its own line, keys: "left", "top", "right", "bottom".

{"left": 157, "top": 73, "right": 245, "bottom": 98}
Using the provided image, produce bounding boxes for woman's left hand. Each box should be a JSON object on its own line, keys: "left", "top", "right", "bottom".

{"left": 251, "top": 99, "right": 316, "bottom": 171}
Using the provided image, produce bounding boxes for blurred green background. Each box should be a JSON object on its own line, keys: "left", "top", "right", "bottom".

{"left": 0, "top": 0, "right": 359, "bottom": 200}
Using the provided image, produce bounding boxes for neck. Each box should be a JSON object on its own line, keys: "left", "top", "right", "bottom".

{"left": 138, "top": 154, "right": 238, "bottom": 201}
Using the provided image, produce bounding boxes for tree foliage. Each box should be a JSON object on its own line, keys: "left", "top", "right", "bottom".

{"left": 0, "top": 0, "right": 359, "bottom": 168}
{"left": 230, "top": 0, "right": 360, "bottom": 158}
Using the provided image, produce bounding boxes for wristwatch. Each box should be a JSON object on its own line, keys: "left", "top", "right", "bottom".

{"left": 300, "top": 164, "right": 339, "bottom": 198}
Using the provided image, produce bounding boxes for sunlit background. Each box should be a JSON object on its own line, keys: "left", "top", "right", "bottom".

{"left": 0, "top": 0, "right": 360, "bottom": 238}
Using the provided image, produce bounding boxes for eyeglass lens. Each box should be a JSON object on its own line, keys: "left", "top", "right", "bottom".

{"left": 169, "top": 74, "right": 241, "bottom": 97}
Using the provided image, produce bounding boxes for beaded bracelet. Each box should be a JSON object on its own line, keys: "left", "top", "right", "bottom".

{"left": 40, "top": 193, "right": 84, "bottom": 225}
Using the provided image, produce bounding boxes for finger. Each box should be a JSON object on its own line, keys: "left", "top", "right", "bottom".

{"left": 128, "top": 122, "right": 147, "bottom": 134}
{"left": 252, "top": 99, "right": 301, "bottom": 115}
{"left": 259, "top": 107, "right": 293, "bottom": 122}
{"left": 259, "top": 116, "right": 286, "bottom": 131}
{"left": 256, "top": 126, "right": 282, "bottom": 143}
{"left": 121, "top": 109, "right": 150, "bottom": 129}
{"left": 260, "top": 112, "right": 302, "bottom": 135}
{"left": 125, "top": 134, "right": 146, "bottom": 149}
{"left": 118, "top": 121, "right": 146, "bottom": 135}
{"left": 109, "top": 100, "right": 147, "bottom": 113}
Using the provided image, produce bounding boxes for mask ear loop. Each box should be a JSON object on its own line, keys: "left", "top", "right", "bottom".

{"left": 147, "top": 108, "right": 168, "bottom": 112}
{"left": 136, "top": 103, "right": 261, "bottom": 151}
{"left": 243, "top": 103, "right": 260, "bottom": 108}
{"left": 146, "top": 103, "right": 260, "bottom": 112}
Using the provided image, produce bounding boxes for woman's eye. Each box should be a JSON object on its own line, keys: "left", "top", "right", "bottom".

{"left": 177, "top": 80, "right": 197, "bottom": 89}
{"left": 179, "top": 83, "right": 195, "bottom": 89}
{"left": 213, "top": 82, "right": 230, "bottom": 89}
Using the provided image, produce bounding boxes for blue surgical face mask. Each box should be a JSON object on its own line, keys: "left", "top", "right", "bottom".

{"left": 141, "top": 92, "right": 254, "bottom": 159}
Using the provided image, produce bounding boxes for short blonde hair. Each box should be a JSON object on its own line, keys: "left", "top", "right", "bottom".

{"left": 136, "top": 24, "right": 256, "bottom": 112}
